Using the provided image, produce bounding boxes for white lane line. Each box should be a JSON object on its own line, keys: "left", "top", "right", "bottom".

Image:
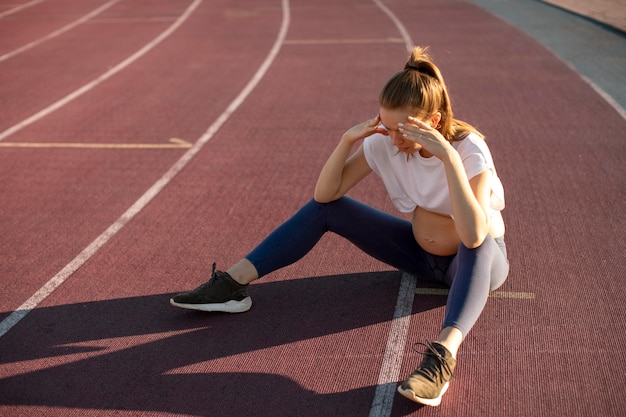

{"left": 0, "top": 0, "right": 290, "bottom": 338}
{"left": 0, "top": 0, "right": 124, "bottom": 63}
{"left": 369, "top": 272, "right": 416, "bottom": 417}
{"left": 368, "top": 1, "right": 414, "bottom": 416}
{"left": 371, "top": 0, "right": 414, "bottom": 53}
{"left": 0, "top": 0, "right": 202, "bottom": 142}
{"left": 0, "top": 0, "right": 45, "bottom": 20}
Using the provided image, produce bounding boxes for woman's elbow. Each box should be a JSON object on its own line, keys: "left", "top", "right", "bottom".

{"left": 313, "top": 189, "right": 339, "bottom": 204}
{"left": 461, "top": 229, "right": 490, "bottom": 249}
{"left": 462, "top": 239, "right": 484, "bottom": 250}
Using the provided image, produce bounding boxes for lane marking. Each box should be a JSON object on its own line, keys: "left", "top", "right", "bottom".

{"left": 371, "top": 280, "right": 533, "bottom": 417}
{"left": 0, "top": 138, "right": 192, "bottom": 149}
{"left": 368, "top": 2, "right": 414, "bottom": 415}
{"left": 284, "top": 37, "right": 403, "bottom": 45}
{"left": 415, "top": 287, "right": 535, "bottom": 299}
{"left": 370, "top": 0, "right": 414, "bottom": 53}
{"left": 0, "top": 0, "right": 202, "bottom": 142}
{"left": 369, "top": 272, "right": 416, "bottom": 417}
{"left": 0, "top": 0, "right": 291, "bottom": 339}
{"left": 0, "top": 0, "right": 124, "bottom": 63}
{"left": 0, "top": 0, "right": 45, "bottom": 19}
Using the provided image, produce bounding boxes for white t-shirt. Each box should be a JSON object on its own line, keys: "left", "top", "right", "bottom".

{"left": 362, "top": 132, "right": 505, "bottom": 216}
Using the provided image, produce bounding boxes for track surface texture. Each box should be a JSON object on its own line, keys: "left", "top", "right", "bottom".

{"left": 0, "top": 0, "right": 624, "bottom": 416}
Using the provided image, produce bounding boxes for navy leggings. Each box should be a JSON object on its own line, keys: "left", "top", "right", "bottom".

{"left": 245, "top": 197, "right": 509, "bottom": 336}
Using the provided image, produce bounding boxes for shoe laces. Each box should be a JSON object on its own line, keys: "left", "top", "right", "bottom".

{"left": 411, "top": 340, "right": 454, "bottom": 383}
{"left": 196, "top": 263, "right": 220, "bottom": 290}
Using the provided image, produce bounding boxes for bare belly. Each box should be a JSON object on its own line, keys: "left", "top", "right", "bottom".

{"left": 411, "top": 207, "right": 505, "bottom": 256}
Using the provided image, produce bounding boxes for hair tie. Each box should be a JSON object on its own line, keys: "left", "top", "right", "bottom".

{"left": 406, "top": 65, "right": 420, "bottom": 71}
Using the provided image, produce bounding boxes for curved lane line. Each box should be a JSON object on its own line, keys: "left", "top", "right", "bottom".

{"left": 0, "top": 0, "right": 124, "bottom": 63}
{"left": 0, "top": 0, "right": 202, "bottom": 142}
{"left": 367, "top": 2, "right": 415, "bottom": 416}
{"left": 0, "top": 0, "right": 46, "bottom": 20}
{"left": 0, "top": 0, "right": 290, "bottom": 338}
{"left": 370, "top": 0, "right": 414, "bottom": 53}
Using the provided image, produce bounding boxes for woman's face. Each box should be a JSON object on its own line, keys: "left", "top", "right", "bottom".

{"left": 378, "top": 107, "right": 435, "bottom": 155}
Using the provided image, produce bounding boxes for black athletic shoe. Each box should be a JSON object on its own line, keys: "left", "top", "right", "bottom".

{"left": 170, "top": 263, "right": 252, "bottom": 313}
{"left": 397, "top": 341, "right": 456, "bottom": 406}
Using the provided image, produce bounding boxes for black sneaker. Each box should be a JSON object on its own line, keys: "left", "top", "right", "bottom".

{"left": 397, "top": 341, "right": 456, "bottom": 406}
{"left": 170, "top": 263, "right": 252, "bottom": 313}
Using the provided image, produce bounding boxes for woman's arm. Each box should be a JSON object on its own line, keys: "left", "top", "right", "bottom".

{"left": 441, "top": 153, "right": 492, "bottom": 248}
{"left": 314, "top": 116, "right": 383, "bottom": 202}
{"left": 399, "top": 117, "right": 491, "bottom": 248}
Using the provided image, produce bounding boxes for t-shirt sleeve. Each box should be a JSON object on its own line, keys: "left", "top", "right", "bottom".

{"left": 363, "top": 135, "right": 385, "bottom": 176}
{"left": 462, "top": 152, "right": 490, "bottom": 180}
{"left": 457, "top": 136, "right": 505, "bottom": 212}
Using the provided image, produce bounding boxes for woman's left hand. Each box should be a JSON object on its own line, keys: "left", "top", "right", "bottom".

{"left": 399, "top": 116, "right": 452, "bottom": 160}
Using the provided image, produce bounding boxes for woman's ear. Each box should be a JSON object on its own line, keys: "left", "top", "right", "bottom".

{"left": 430, "top": 112, "right": 442, "bottom": 128}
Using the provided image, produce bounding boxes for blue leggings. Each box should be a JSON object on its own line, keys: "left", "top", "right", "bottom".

{"left": 246, "top": 197, "right": 509, "bottom": 336}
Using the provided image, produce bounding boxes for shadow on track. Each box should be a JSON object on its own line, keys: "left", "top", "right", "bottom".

{"left": 0, "top": 271, "right": 446, "bottom": 416}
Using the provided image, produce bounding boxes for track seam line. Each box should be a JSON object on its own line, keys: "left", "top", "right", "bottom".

{"left": 368, "top": 1, "right": 414, "bottom": 416}
{"left": 414, "top": 287, "right": 536, "bottom": 299}
{"left": 0, "top": 0, "right": 290, "bottom": 338}
{"left": 284, "top": 37, "right": 404, "bottom": 45}
{"left": 0, "top": 138, "right": 192, "bottom": 149}
{"left": 0, "top": 0, "right": 125, "bottom": 63}
{"left": 0, "top": 0, "right": 201, "bottom": 142}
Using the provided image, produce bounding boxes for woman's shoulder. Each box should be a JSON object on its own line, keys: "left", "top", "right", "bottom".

{"left": 364, "top": 133, "right": 391, "bottom": 146}
{"left": 453, "top": 132, "right": 493, "bottom": 157}
{"left": 364, "top": 133, "right": 394, "bottom": 155}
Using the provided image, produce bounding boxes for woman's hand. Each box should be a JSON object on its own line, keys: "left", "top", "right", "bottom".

{"left": 314, "top": 116, "right": 379, "bottom": 203}
{"left": 342, "top": 115, "right": 388, "bottom": 145}
{"left": 398, "top": 116, "right": 452, "bottom": 160}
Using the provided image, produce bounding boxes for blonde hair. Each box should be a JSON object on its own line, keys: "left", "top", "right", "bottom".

{"left": 379, "top": 46, "right": 483, "bottom": 142}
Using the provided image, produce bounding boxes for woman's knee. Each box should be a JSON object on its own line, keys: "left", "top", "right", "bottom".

{"left": 451, "top": 236, "right": 509, "bottom": 290}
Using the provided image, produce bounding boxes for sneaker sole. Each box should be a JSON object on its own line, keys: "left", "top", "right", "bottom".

{"left": 169, "top": 296, "right": 252, "bottom": 313}
{"left": 396, "top": 381, "right": 449, "bottom": 407}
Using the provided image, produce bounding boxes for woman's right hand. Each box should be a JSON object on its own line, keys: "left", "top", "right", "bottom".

{"left": 341, "top": 115, "right": 388, "bottom": 144}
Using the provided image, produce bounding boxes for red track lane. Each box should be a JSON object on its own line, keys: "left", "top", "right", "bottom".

{"left": 0, "top": 0, "right": 108, "bottom": 50}
{"left": 0, "top": 0, "right": 195, "bottom": 133}
{"left": 0, "top": 0, "right": 283, "bottom": 313}
{"left": 0, "top": 0, "right": 624, "bottom": 416}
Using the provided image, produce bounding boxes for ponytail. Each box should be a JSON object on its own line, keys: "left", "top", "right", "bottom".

{"left": 380, "top": 46, "right": 483, "bottom": 141}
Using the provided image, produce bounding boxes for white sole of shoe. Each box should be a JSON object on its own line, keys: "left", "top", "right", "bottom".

{"left": 396, "top": 381, "right": 449, "bottom": 407}
{"left": 169, "top": 296, "right": 252, "bottom": 313}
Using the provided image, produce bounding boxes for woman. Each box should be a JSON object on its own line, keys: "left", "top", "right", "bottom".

{"left": 170, "top": 46, "right": 509, "bottom": 407}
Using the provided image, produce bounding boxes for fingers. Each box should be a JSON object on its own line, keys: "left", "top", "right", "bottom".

{"left": 399, "top": 126, "right": 432, "bottom": 145}
{"left": 407, "top": 116, "right": 429, "bottom": 127}
{"left": 399, "top": 116, "right": 434, "bottom": 141}
{"left": 368, "top": 114, "right": 381, "bottom": 127}
{"left": 372, "top": 114, "right": 388, "bottom": 136}
{"left": 400, "top": 128, "right": 425, "bottom": 142}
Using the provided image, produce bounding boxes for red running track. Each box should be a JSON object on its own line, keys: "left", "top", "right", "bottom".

{"left": 0, "top": 0, "right": 624, "bottom": 416}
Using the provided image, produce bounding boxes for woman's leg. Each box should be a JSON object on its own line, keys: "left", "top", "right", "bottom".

{"left": 241, "top": 197, "right": 446, "bottom": 282}
{"left": 439, "top": 236, "right": 509, "bottom": 350}
{"left": 398, "top": 237, "right": 509, "bottom": 405}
